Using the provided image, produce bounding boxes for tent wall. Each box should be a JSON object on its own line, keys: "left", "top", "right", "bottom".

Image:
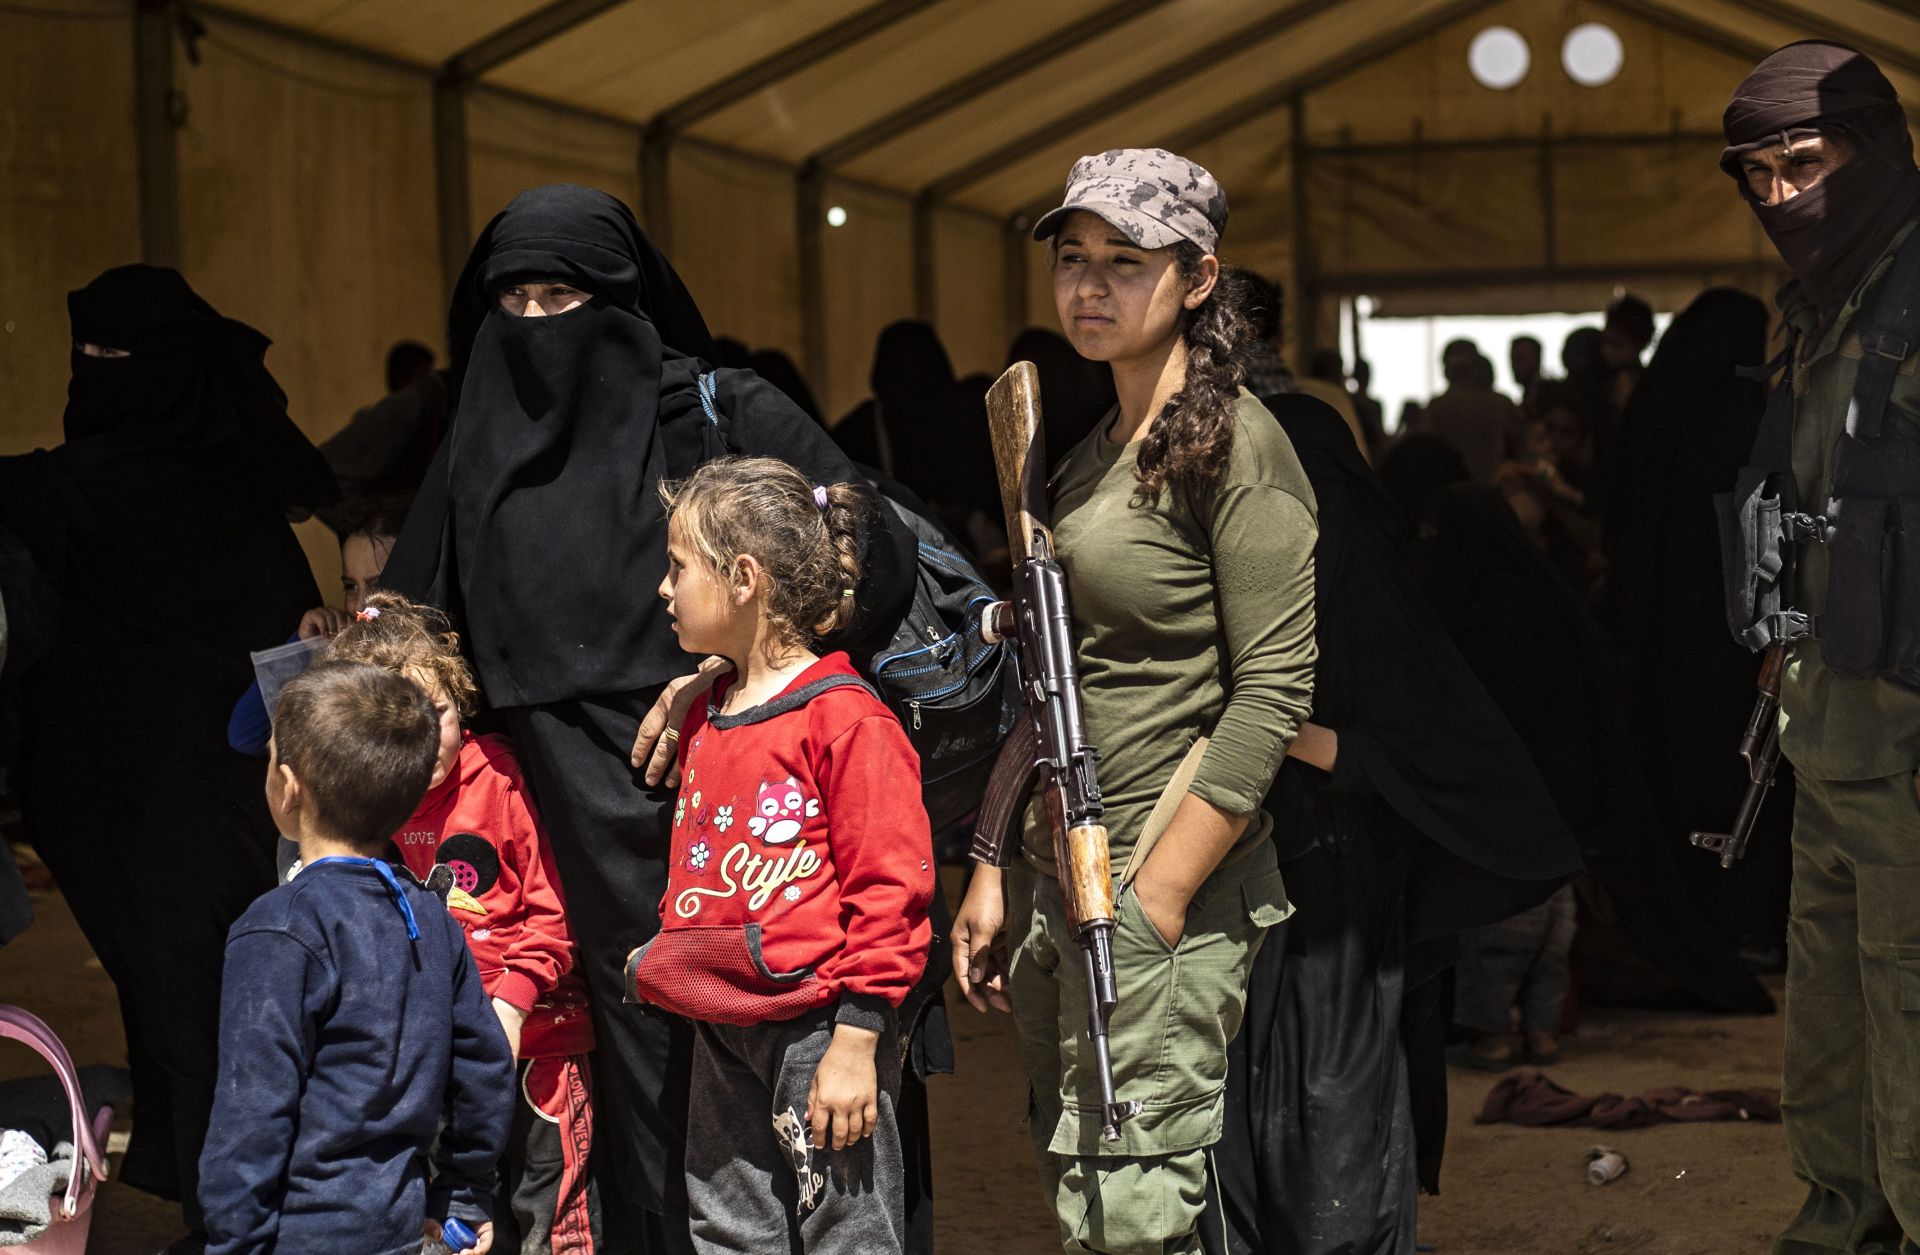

{"left": 468, "top": 89, "right": 641, "bottom": 242}
{"left": 175, "top": 20, "right": 441, "bottom": 583}
{"left": 665, "top": 143, "right": 804, "bottom": 368}
{"left": 820, "top": 176, "right": 916, "bottom": 421}
{"left": 0, "top": 3, "right": 140, "bottom": 458}
{"left": 932, "top": 206, "right": 1012, "bottom": 383}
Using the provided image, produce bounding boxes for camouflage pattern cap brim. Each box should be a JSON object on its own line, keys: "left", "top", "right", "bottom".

{"left": 1032, "top": 147, "right": 1226, "bottom": 253}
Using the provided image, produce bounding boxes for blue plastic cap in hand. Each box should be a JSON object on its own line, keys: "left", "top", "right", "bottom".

{"left": 443, "top": 1218, "right": 479, "bottom": 1250}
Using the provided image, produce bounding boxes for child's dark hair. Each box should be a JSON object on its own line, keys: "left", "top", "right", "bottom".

{"left": 324, "top": 590, "right": 479, "bottom": 717}
{"left": 273, "top": 660, "right": 439, "bottom": 851}
{"left": 660, "top": 456, "right": 878, "bottom": 646}
{"left": 1131, "top": 248, "right": 1256, "bottom": 506}
{"left": 329, "top": 491, "right": 414, "bottom": 544}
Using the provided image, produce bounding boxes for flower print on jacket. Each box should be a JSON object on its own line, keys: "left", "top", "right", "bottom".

{"left": 688, "top": 841, "right": 712, "bottom": 873}
{"left": 715, "top": 805, "right": 734, "bottom": 833}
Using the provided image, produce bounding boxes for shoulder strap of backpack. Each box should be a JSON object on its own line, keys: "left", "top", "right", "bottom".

{"left": 1847, "top": 226, "right": 1920, "bottom": 441}
{"left": 704, "top": 674, "right": 882, "bottom": 730}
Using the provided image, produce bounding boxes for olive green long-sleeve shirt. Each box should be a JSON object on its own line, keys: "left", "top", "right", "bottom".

{"left": 1024, "top": 390, "right": 1318, "bottom": 868}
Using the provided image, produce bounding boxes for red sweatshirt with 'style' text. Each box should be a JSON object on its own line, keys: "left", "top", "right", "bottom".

{"left": 394, "top": 732, "right": 594, "bottom": 1058}
{"left": 627, "top": 653, "right": 935, "bottom": 1030}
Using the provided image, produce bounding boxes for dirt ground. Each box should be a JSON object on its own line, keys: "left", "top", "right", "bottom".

{"left": 0, "top": 871, "right": 1799, "bottom": 1254}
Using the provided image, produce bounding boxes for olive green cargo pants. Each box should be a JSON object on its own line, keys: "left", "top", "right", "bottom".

{"left": 1777, "top": 771, "right": 1920, "bottom": 1254}
{"left": 1007, "top": 845, "right": 1291, "bottom": 1255}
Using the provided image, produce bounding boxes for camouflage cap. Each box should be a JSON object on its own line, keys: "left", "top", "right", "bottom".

{"left": 1032, "top": 148, "right": 1227, "bottom": 254}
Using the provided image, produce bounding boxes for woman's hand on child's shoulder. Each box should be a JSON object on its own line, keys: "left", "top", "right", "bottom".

{"left": 631, "top": 655, "right": 734, "bottom": 785}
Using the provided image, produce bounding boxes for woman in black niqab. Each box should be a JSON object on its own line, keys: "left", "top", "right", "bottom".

{"left": 0, "top": 265, "right": 334, "bottom": 1244}
{"left": 383, "top": 185, "right": 918, "bottom": 1253}
{"left": 832, "top": 319, "right": 954, "bottom": 483}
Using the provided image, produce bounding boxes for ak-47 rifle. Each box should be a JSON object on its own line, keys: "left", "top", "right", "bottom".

{"left": 1690, "top": 644, "right": 1786, "bottom": 869}
{"left": 969, "top": 361, "right": 1140, "bottom": 1142}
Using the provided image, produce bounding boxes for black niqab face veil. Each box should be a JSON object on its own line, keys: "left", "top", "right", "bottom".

{"left": 442, "top": 185, "right": 721, "bottom": 708}
{"left": 1721, "top": 42, "right": 1920, "bottom": 317}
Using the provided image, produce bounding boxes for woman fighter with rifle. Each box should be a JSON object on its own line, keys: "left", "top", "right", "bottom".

{"left": 951, "top": 148, "right": 1316, "bottom": 1255}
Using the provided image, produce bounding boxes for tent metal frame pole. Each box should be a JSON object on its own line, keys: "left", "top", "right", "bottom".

{"left": 1714, "top": 0, "right": 1920, "bottom": 78}
{"left": 798, "top": 165, "right": 828, "bottom": 396}
{"left": 445, "top": 0, "right": 629, "bottom": 79}
{"left": 1538, "top": 116, "right": 1556, "bottom": 269}
{"left": 1303, "top": 128, "right": 1727, "bottom": 158}
{"left": 430, "top": 0, "right": 631, "bottom": 294}
{"left": 1585, "top": 0, "right": 1773, "bottom": 64}
{"left": 432, "top": 77, "right": 471, "bottom": 294}
{"left": 1003, "top": 213, "right": 1030, "bottom": 352}
{"left": 918, "top": 0, "right": 1352, "bottom": 203}
{"left": 912, "top": 193, "right": 937, "bottom": 321}
{"left": 135, "top": 0, "right": 181, "bottom": 268}
{"left": 808, "top": 0, "right": 1171, "bottom": 172}
{"left": 1290, "top": 98, "right": 1315, "bottom": 366}
{"left": 639, "top": 122, "right": 673, "bottom": 257}
{"left": 1318, "top": 258, "right": 1781, "bottom": 291}
{"left": 654, "top": 0, "right": 936, "bottom": 135}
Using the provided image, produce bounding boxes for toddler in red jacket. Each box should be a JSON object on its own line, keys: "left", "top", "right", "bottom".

{"left": 327, "top": 592, "right": 599, "bottom": 1254}
{"left": 625, "top": 456, "right": 934, "bottom": 1255}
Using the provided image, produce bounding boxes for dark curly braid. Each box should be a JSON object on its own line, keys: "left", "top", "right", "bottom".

{"left": 1131, "top": 246, "right": 1256, "bottom": 507}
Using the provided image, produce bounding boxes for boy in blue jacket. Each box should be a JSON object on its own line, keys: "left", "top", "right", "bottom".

{"left": 198, "top": 661, "right": 513, "bottom": 1255}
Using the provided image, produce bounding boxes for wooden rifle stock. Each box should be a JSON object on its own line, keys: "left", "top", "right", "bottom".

{"left": 988, "top": 362, "right": 1050, "bottom": 564}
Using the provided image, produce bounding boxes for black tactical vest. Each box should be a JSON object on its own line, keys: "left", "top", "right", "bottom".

{"left": 1718, "top": 226, "right": 1920, "bottom": 685}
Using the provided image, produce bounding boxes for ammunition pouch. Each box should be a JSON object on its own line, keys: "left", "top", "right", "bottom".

{"left": 1720, "top": 225, "right": 1920, "bottom": 683}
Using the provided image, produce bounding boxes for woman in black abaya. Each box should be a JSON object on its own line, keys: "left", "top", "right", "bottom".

{"left": 1605, "top": 288, "right": 1791, "bottom": 957}
{"left": 383, "top": 185, "right": 918, "bottom": 1253}
{"left": 0, "top": 266, "right": 336, "bottom": 1250}
{"left": 1203, "top": 395, "right": 1582, "bottom": 1255}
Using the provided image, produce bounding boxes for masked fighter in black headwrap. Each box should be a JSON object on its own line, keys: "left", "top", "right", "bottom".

{"left": 0, "top": 266, "right": 336, "bottom": 1251}
{"left": 1717, "top": 43, "right": 1920, "bottom": 1253}
{"left": 384, "top": 185, "right": 918, "bottom": 1253}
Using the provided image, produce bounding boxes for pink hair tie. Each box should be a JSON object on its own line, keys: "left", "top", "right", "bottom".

{"left": 356, "top": 607, "right": 381, "bottom": 622}
{"left": 813, "top": 485, "right": 830, "bottom": 512}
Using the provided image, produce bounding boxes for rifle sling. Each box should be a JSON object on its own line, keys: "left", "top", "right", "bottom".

{"left": 1121, "top": 736, "right": 1210, "bottom": 885}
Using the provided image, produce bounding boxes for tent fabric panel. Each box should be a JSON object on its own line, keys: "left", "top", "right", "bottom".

{"left": 840, "top": 0, "right": 1306, "bottom": 194}
{"left": 691, "top": 0, "right": 1118, "bottom": 162}
{"left": 1362, "top": 267, "right": 1785, "bottom": 318}
{"left": 482, "top": 0, "right": 864, "bottom": 127}
{"left": 1621, "top": 0, "right": 1920, "bottom": 106}
{"left": 0, "top": 4, "right": 142, "bottom": 457}
{"left": 1304, "top": 148, "right": 1548, "bottom": 279}
{"left": 932, "top": 209, "right": 1011, "bottom": 382}
{"left": 174, "top": 20, "right": 442, "bottom": 587}
{"left": 819, "top": 179, "right": 917, "bottom": 421}
{"left": 1550, "top": 138, "right": 1770, "bottom": 268}
{"left": 205, "top": 0, "right": 552, "bottom": 70}
{"left": 942, "top": 0, "right": 1472, "bottom": 214}
{"left": 666, "top": 145, "right": 805, "bottom": 366}
{"left": 467, "top": 89, "right": 643, "bottom": 239}
{"left": 1305, "top": 0, "right": 1756, "bottom": 146}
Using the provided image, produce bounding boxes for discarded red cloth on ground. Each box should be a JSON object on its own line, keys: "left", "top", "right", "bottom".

{"left": 1475, "top": 1068, "right": 1780, "bottom": 1128}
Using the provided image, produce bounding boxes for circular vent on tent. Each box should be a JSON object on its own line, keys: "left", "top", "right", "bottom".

{"left": 1562, "top": 22, "right": 1624, "bottom": 87}
{"left": 1468, "top": 26, "right": 1531, "bottom": 90}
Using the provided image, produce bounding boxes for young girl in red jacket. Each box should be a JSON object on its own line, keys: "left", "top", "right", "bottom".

{"left": 625, "top": 456, "right": 934, "bottom": 1255}
{"left": 325, "top": 592, "right": 599, "bottom": 1254}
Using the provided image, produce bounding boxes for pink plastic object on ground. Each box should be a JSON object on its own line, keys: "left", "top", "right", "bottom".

{"left": 0, "top": 1006, "right": 113, "bottom": 1254}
